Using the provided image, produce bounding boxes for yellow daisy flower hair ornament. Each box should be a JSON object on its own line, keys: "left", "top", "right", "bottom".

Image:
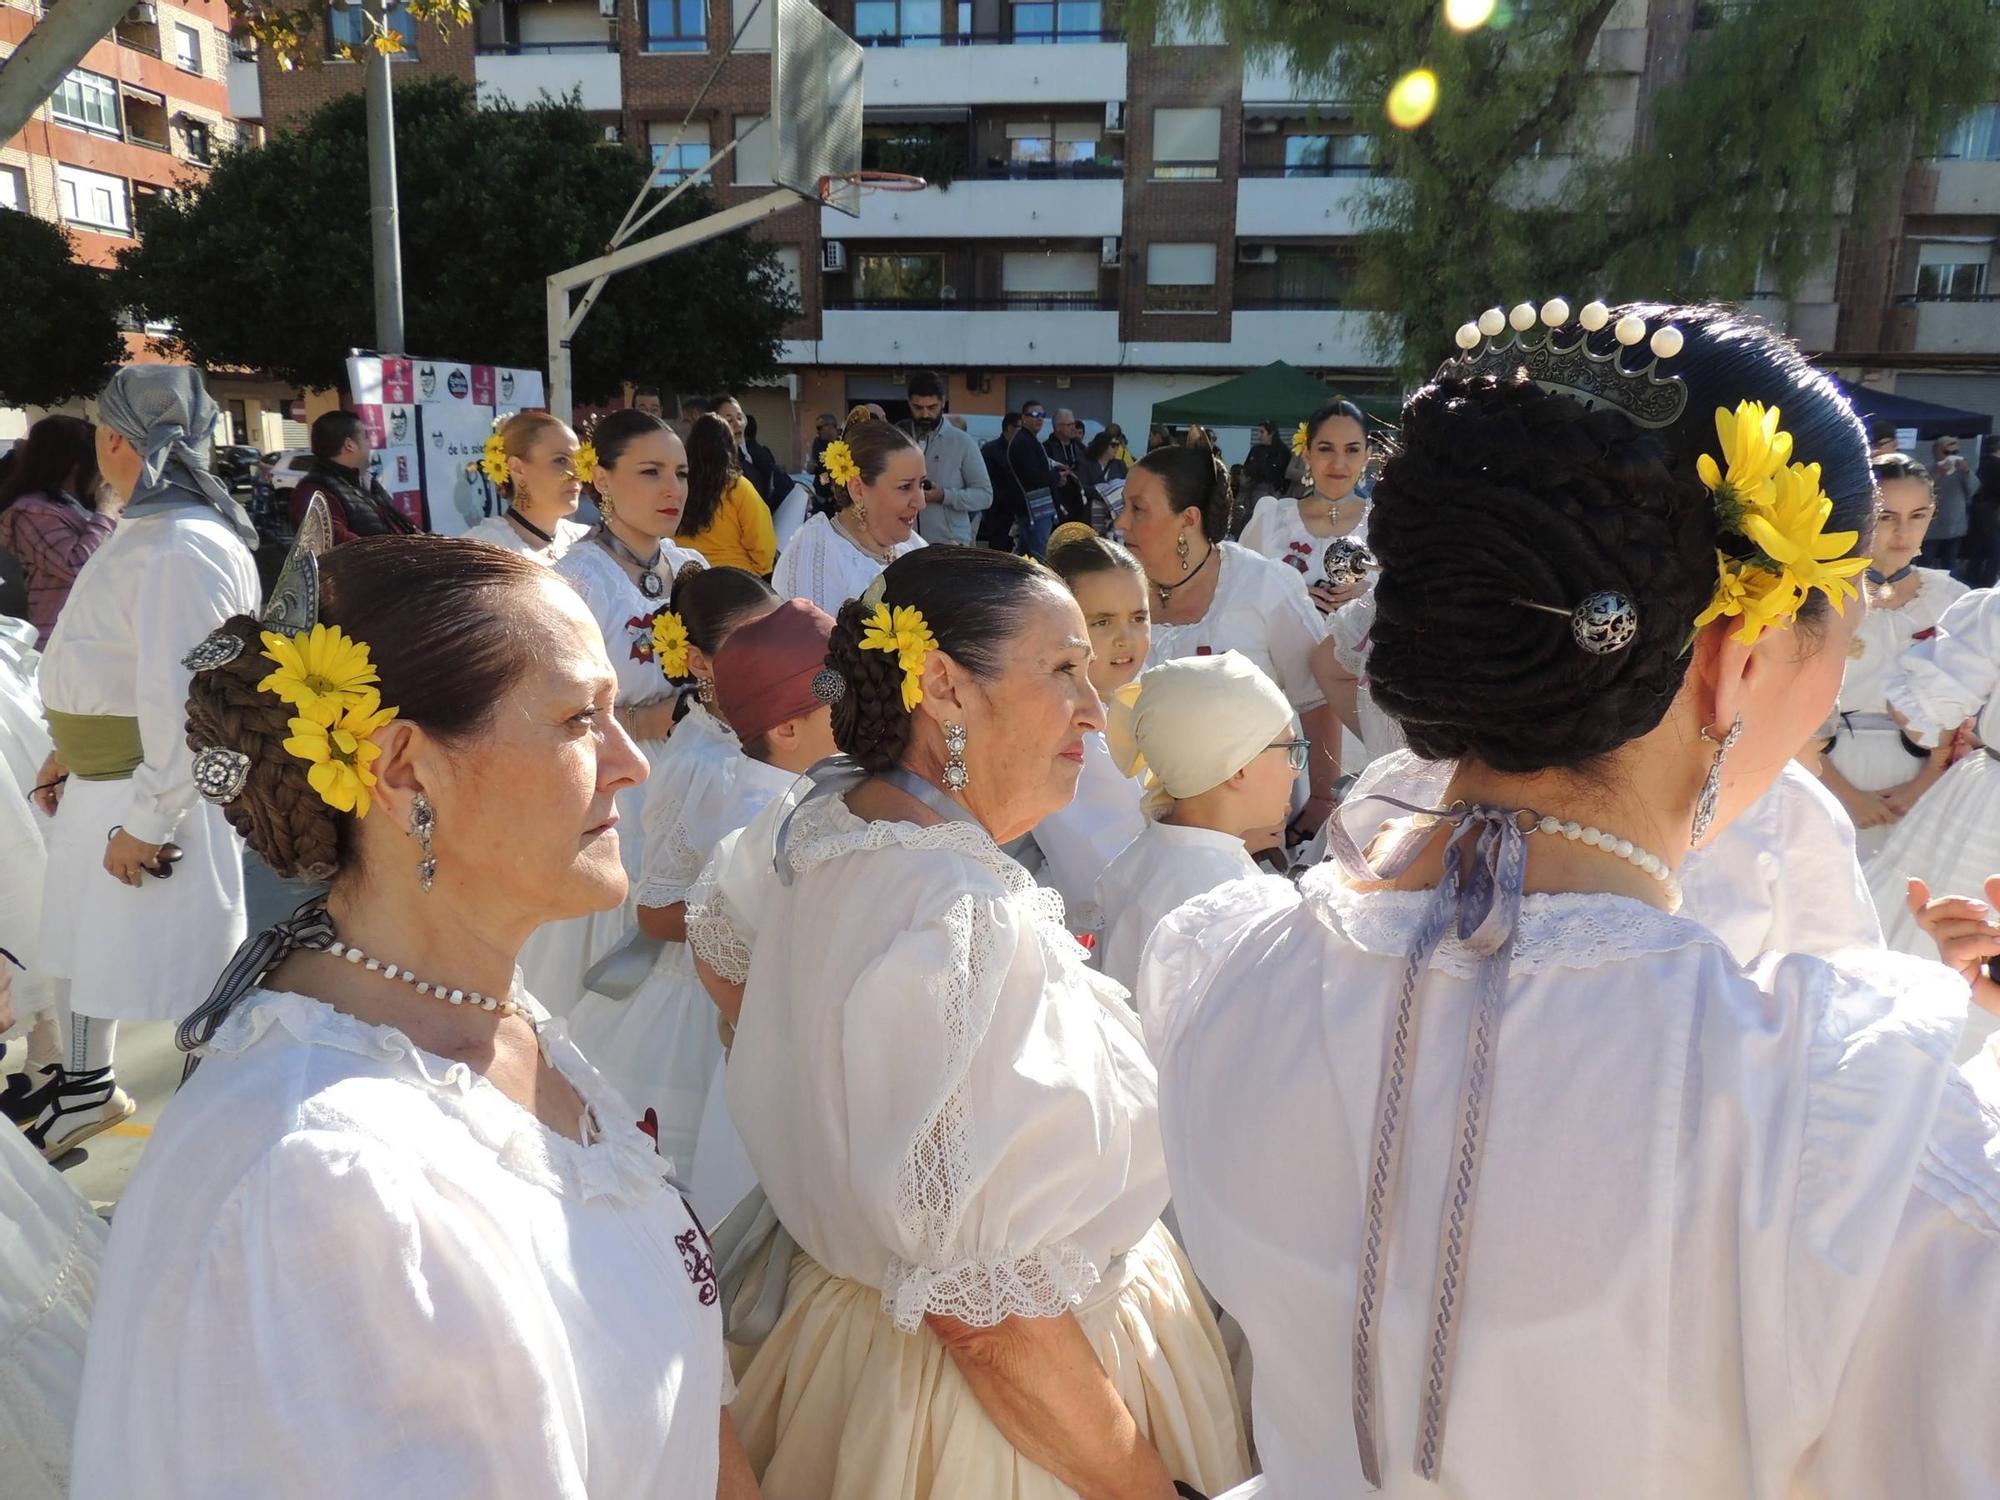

{"left": 822, "top": 439, "right": 860, "bottom": 490}
{"left": 1691, "top": 400, "right": 1869, "bottom": 646}
{"left": 479, "top": 430, "right": 511, "bottom": 487}
{"left": 858, "top": 591, "right": 940, "bottom": 712}
{"left": 574, "top": 442, "right": 598, "bottom": 488}
{"left": 652, "top": 608, "right": 690, "bottom": 680}
{"left": 1292, "top": 421, "right": 1310, "bottom": 456}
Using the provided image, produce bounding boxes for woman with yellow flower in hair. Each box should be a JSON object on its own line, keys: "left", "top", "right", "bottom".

{"left": 724, "top": 544, "right": 1250, "bottom": 1499}
{"left": 461, "top": 409, "right": 593, "bottom": 563}
{"left": 1144, "top": 303, "right": 2000, "bottom": 1498}
{"left": 566, "top": 566, "right": 779, "bottom": 1167}
{"left": 771, "top": 417, "right": 927, "bottom": 616}
{"left": 1238, "top": 398, "right": 1371, "bottom": 612}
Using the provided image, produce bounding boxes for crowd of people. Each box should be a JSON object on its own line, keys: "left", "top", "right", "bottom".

{"left": 3, "top": 303, "right": 2000, "bottom": 1500}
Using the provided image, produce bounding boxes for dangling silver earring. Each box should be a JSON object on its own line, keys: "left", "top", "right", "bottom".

{"left": 1176, "top": 530, "right": 1191, "bottom": 574}
{"left": 410, "top": 791, "right": 437, "bottom": 892}
{"left": 697, "top": 676, "right": 717, "bottom": 706}
{"left": 942, "top": 723, "right": 969, "bottom": 792}
{"left": 1690, "top": 715, "right": 1742, "bottom": 846}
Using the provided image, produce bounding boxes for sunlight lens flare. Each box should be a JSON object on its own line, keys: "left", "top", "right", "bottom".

{"left": 1386, "top": 68, "right": 1439, "bottom": 130}
{"left": 1444, "top": 0, "right": 1497, "bottom": 29}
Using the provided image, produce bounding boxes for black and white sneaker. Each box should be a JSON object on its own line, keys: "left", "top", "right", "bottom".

{"left": 23, "top": 1068, "right": 135, "bottom": 1160}
{"left": 1, "top": 1062, "right": 63, "bottom": 1127}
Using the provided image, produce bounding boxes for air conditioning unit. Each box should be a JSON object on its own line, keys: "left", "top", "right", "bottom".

{"left": 821, "top": 239, "right": 847, "bottom": 273}
{"left": 1100, "top": 235, "right": 1121, "bottom": 268}
{"left": 602, "top": 124, "right": 622, "bottom": 143}
{"left": 1104, "top": 101, "right": 1125, "bottom": 133}
{"left": 127, "top": 2, "right": 158, "bottom": 22}
{"left": 1245, "top": 117, "right": 1281, "bottom": 136}
{"left": 598, "top": 0, "right": 618, "bottom": 15}
{"left": 1238, "top": 242, "right": 1278, "bottom": 265}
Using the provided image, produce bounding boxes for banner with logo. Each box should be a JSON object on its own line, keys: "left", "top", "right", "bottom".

{"left": 346, "top": 354, "right": 547, "bottom": 535}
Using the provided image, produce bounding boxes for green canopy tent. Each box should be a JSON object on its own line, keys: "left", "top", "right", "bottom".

{"left": 1148, "top": 361, "right": 1399, "bottom": 433}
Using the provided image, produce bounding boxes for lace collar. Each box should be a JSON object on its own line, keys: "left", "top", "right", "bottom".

{"left": 204, "top": 989, "right": 673, "bottom": 1207}
{"left": 1298, "top": 861, "right": 1726, "bottom": 979}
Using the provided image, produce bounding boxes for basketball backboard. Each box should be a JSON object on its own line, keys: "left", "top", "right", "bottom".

{"left": 771, "top": 0, "right": 864, "bottom": 217}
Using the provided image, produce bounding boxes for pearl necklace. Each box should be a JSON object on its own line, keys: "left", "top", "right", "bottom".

{"left": 1528, "top": 813, "right": 1683, "bottom": 912}
{"left": 325, "top": 938, "right": 526, "bottom": 1018}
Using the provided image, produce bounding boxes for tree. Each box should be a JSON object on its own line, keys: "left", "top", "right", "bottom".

{"left": 115, "top": 79, "right": 800, "bottom": 401}
{"left": 0, "top": 212, "right": 124, "bottom": 408}
{"left": 1134, "top": 0, "right": 2000, "bottom": 376}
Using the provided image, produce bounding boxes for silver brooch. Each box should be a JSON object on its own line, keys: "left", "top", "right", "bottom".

{"left": 1514, "top": 590, "right": 1640, "bottom": 655}
{"left": 182, "top": 631, "right": 245, "bottom": 672}
{"left": 1323, "top": 537, "right": 1378, "bottom": 591}
{"left": 810, "top": 668, "right": 846, "bottom": 704}
{"left": 191, "top": 745, "right": 252, "bottom": 804}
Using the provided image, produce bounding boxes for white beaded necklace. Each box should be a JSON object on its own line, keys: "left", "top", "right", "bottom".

{"left": 1527, "top": 813, "right": 1683, "bottom": 912}
{"left": 325, "top": 939, "right": 526, "bottom": 1018}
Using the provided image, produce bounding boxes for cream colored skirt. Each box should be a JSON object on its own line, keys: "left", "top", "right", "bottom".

{"left": 733, "top": 1221, "right": 1251, "bottom": 1499}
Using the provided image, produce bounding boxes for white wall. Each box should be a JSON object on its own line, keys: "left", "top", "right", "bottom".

{"left": 860, "top": 40, "right": 1126, "bottom": 108}
{"left": 822, "top": 176, "right": 1120, "bottom": 239}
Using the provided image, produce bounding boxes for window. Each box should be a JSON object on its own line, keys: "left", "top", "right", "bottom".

{"left": 854, "top": 0, "right": 940, "bottom": 44}
{"left": 122, "top": 88, "right": 170, "bottom": 149}
{"left": 771, "top": 245, "right": 802, "bottom": 305}
{"left": 1939, "top": 104, "right": 2000, "bottom": 162}
{"left": 184, "top": 118, "right": 215, "bottom": 164}
{"left": 1284, "top": 131, "right": 1374, "bottom": 175}
{"left": 645, "top": 0, "right": 706, "bottom": 51}
{"left": 1153, "top": 106, "right": 1221, "bottom": 179}
{"left": 1001, "top": 249, "right": 1098, "bottom": 303}
{"left": 173, "top": 22, "right": 203, "bottom": 72}
{"left": 49, "top": 69, "right": 120, "bottom": 134}
{"left": 1010, "top": 0, "right": 1101, "bottom": 43}
{"left": 1144, "top": 240, "right": 1216, "bottom": 312}
{"left": 1006, "top": 120, "right": 1099, "bottom": 168}
{"left": 1916, "top": 259, "right": 1989, "bottom": 299}
{"left": 327, "top": 4, "right": 419, "bottom": 57}
{"left": 0, "top": 165, "right": 25, "bottom": 212}
{"left": 56, "top": 163, "right": 131, "bottom": 234}
{"left": 732, "top": 115, "right": 772, "bottom": 185}
{"left": 649, "top": 121, "right": 711, "bottom": 184}
{"left": 855, "top": 252, "right": 944, "bottom": 301}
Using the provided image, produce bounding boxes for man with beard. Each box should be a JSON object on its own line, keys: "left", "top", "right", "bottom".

{"left": 899, "top": 370, "right": 990, "bottom": 546}
{"left": 287, "top": 411, "right": 416, "bottom": 544}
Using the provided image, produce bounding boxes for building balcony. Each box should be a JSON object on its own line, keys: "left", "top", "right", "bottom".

{"left": 1133, "top": 308, "right": 1383, "bottom": 369}
{"left": 1235, "top": 171, "right": 1381, "bottom": 238}
{"left": 822, "top": 174, "right": 1121, "bottom": 238}
{"left": 1894, "top": 295, "right": 2000, "bottom": 355}
{"left": 226, "top": 55, "right": 262, "bottom": 120}
{"left": 859, "top": 39, "right": 1127, "bottom": 109}
{"left": 805, "top": 300, "right": 1121, "bottom": 365}
{"left": 1928, "top": 158, "right": 2000, "bottom": 215}
{"left": 474, "top": 45, "right": 621, "bottom": 112}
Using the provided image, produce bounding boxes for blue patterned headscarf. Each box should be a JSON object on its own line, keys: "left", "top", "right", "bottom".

{"left": 96, "top": 366, "right": 257, "bottom": 546}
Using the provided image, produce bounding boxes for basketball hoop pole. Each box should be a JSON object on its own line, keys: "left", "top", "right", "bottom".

{"left": 546, "top": 185, "right": 803, "bottom": 421}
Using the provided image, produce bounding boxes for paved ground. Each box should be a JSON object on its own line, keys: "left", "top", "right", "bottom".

{"left": 6, "top": 858, "right": 312, "bottom": 1211}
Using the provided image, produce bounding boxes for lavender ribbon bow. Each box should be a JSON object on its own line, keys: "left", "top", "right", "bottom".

{"left": 1323, "top": 795, "right": 1529, "bottom": 1488}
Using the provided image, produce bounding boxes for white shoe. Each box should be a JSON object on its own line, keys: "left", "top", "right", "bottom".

{"left": 25, "top": 1069, "right": 136, "bottom": 1161}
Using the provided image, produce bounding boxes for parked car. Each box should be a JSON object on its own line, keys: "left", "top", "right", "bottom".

{"left": 212, "top": 444, "right": 263, "bottom": 492}
{"left": 252, "top": 450, "right": 315, "bottom": 520}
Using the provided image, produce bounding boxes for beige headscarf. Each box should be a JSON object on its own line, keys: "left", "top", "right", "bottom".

{"left": 1105, "top": 651, "right": 1294, "bottom": 818}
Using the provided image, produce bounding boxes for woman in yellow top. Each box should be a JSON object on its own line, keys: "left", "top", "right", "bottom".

{"left": 678, "top": 412, "right": 777, "bottom": 576}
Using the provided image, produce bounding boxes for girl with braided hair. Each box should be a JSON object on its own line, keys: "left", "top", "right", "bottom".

{"left": 722, "top": 544, "right": 1249, "bottom": 1498}
{"left": 1143, "top": 302, "right": 2000, "bottom": 1498}
{"left": 71, "top": 532, "right": 756, "bottom": 1496}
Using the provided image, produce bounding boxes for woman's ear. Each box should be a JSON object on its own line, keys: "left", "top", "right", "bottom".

{"left": 917, "top": 650, "right": 971, "bottom": 722}
{"left": 686, "top": 644, "right": 716, "bottom": 682}
{"left": 1699, "top": 617, "right": 1758, "bottom": 737}
{"left": 365, "top": 718, "right": 433, "bottom": 829}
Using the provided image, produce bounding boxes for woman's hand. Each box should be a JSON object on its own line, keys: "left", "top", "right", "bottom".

{"left": 1288, "top": 793, "right": 1337, "bottom": 844}
{"left": 1881, "top": 775, "right": 1937, "bottom": 819}
{"left": 1308, "top": 579, "right": 1365, "bottom": 615}
{"left": 1951, "top": 718, "right": 1984, "bottom": 763}
{"left": 1832, "top": 780, "right": 1898, "bottom": 829}
{"left": 104, "top": 828, "right": 170, "bottom": 887}
{"left": 1907, "top": 876, "right": 2000, "bottom": 1018}
{"left": 31, "top": 752, "right": 67, "bottom": 816}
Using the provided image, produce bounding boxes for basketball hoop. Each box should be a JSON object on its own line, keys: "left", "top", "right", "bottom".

{"left": 818, "top": 170, "right": 926, "bottom": 216}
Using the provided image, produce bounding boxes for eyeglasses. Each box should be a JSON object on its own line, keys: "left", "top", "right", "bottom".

{"left": 1269, "top": 738, "right": 1310, "bottom": 773}
{"left": 1025, "top": 409, "right": 1047, "bottom": 419}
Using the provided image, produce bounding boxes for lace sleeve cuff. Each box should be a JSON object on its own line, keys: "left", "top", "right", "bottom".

{"left": 687, "top": 889, "right": 753, "bottom": 984}
{"left": 633, "top": 878, "right": 693, "bottom": 909}
{"left": 880, "top": 1238, "right": 1102, "bottom": 1332}
{"left": 1883, "top": 669, "right": 1954, "bottom": 746}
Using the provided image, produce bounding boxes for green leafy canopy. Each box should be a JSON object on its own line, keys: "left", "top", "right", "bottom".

{"left": 0, "top": 213, "right": 124, "bottom": 408}
{"left": 116, "top": 78, "right": 800, "bottom": 399}
{"left": 1133, "top": 0, "right": 2000, "bottom": 376}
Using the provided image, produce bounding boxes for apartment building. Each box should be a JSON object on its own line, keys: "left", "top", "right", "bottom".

{"left": 0, "top": 0, "right": 305, "bottom": 443}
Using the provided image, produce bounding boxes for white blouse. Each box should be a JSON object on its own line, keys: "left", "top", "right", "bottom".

{"left": 462, "top": 513, "right": 591, "bottom": 562}
{"left": 633, "top": 702, "right": 741, "bottom": 908}
{"left": 1094, "top": 821, "right": 1259, "bottom": 995}
{"left": 1680, "top": 761, "right": 1883, "bottom": 965}
{"left": 1327, "top": 592, "right": 1404, "bottom": 760}
{"left": 1886, "top": 585, "right": 2000, "bottom": 745}
{"left": 1238, "top": 495, "right": 1367, "bottom": 582}
{"left": 726, "top": 791, "right": 1165, "bottom": 1330}
{"left": 39, "top": 508, "right": 259, "bottom": 845}
{"left": 1142, "top": 867, "right": 2000, "bottom": 1499}
{"left": 554, "top": 534, "right": 708, "bottom": 713}
{"left": 1837, "top": 568, "right": 1967, "bottom": 720}
{"left": 70, "top": 989, "right": 729, "bottom": 1500}
{"left": 1148, "top": 541, "right": 1328, "bottom": 712}
{"left": 770, "top": 510, "right": 926, "bottom": 617}
{"left": 1028, "top": 730, "right": 1145, "bottom": 935}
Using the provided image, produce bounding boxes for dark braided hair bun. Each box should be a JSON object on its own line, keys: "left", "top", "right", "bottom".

{"left": 1367, "top": 302, "right": 1872, "bottom": 774}
{"left": 185, "top": 534, "right": 549, "bottom": 882}
{"left": 1131, "top": 443, "right": 1235, "bottom": 542}
{"left": 826, "top": 544, "right": 1054, "bottom": 772}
